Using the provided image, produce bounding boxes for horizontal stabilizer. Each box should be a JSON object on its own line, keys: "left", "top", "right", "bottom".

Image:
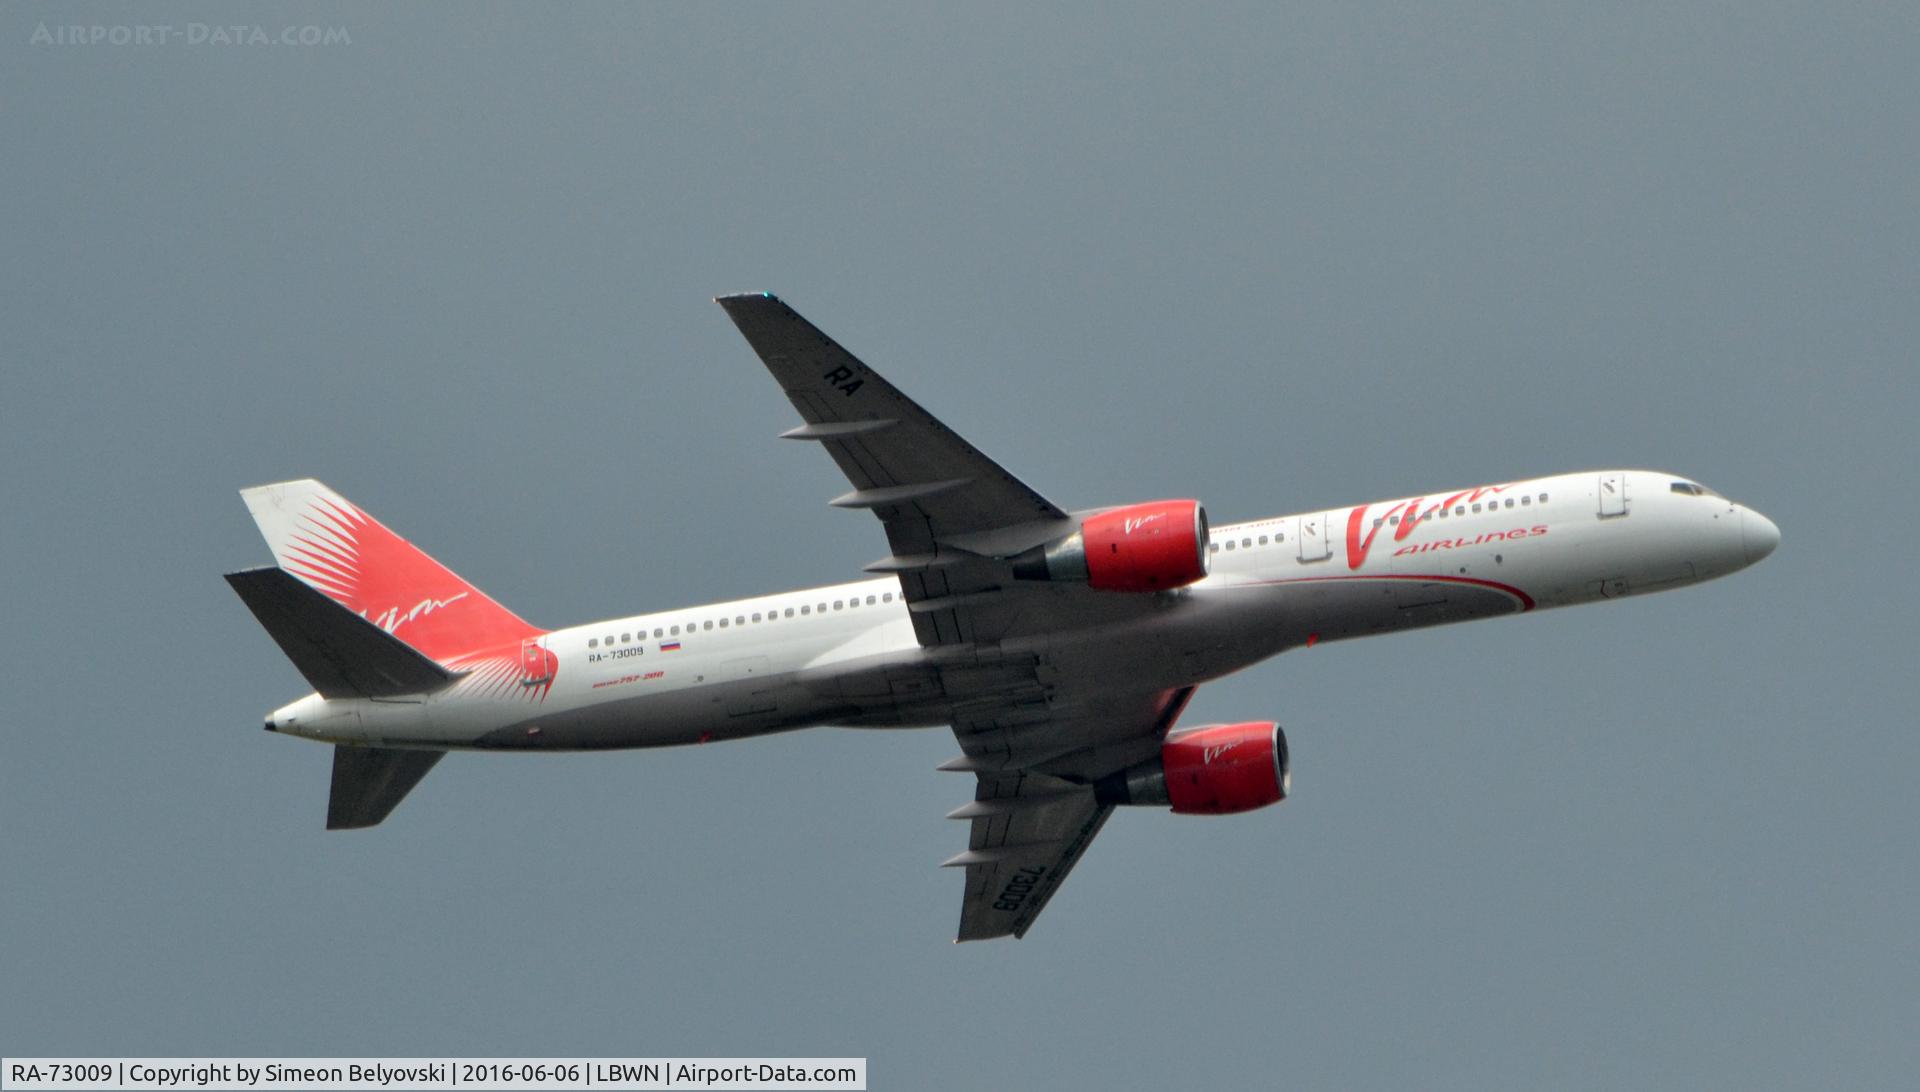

{"left": 226, "top": 567, "right": 457, "bottom": 699}
{"left": 328, "top": 745, "right": 445, "bottom": 830}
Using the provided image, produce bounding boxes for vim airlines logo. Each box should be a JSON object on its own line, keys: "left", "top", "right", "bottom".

{"left": 1203, "top": 741, "right": 1239, "bottom": 764}
{"left": 1346, "top": 484, "right": 1540, "bottom": 570}
{"left": 1124, "top": 513, "right": 1165, "bottom": 534}
{"left": 364, "top": 592, "right": 470, "bottom": 635}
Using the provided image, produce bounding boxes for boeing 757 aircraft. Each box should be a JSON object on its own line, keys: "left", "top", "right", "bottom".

{"left": 227, "top": 294, "right": 1780, "bottom": 941}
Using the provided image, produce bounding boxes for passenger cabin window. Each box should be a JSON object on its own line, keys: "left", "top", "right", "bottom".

{"left": 718, "top": 618, "right": 728, "bottom": 628}
{"left": 670, "top": 625, "right": 680, "bottom": 636}
{"left": 588, "top": 638, "right": 598, "bottom": 649}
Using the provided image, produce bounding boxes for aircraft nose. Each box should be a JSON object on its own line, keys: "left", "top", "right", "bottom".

{"left": 1741, "top": 507, "right": 1781, "bottom": 565}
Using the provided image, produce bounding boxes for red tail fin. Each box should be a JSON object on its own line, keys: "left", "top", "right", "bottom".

{"left": 241, "top": 480, "right": 540, "bottom": 663}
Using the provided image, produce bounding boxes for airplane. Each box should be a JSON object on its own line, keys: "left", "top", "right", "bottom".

{"left": 227, "top": 293, "right": 1781, "bottom": 941}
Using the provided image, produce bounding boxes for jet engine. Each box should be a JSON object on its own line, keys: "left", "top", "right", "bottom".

{"left": 1009, "top": 499, "right": 1209, "bottom": 592}
{"left": 1094, "top": 721, "right": 1290, "bottom": 815}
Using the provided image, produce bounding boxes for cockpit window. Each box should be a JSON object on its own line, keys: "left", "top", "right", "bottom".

{"left": 1671, "top": 481, "right": 1723, "bottom": 498}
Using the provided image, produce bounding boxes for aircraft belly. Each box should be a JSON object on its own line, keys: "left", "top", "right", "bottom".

{"left": 425, "top": 573, "right": 1526, "bottom": 755}
{"left": 1291, "top": 577, "right": 1522, "bottom": 642}
{"left": 466, "top": 674, "right": 904, "bottom": 751}
{"left": 1033, "top": 601, "right": 1266, "bottom": 695}
{"left": 1114, "top": 577, "right": 1527, "bottom": 665}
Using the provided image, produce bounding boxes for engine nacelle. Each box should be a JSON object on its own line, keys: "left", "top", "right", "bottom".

{"left": 1094, "top": 721, "right": 1290, "bottom": 815}
{"left": 1009, "top": 499, "right": 1210, "bottom": 592}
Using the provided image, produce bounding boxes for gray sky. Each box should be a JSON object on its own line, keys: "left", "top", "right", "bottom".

{"left": 4, "top": 3, "right": 1916, "bottom": 1088}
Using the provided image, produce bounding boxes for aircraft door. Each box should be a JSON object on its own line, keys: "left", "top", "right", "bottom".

{"left": 1296, "top": 512, "right": 1333, "bottom": 563}
{"left": 1597, "top": 473, "right": 1628, "bottom": 518}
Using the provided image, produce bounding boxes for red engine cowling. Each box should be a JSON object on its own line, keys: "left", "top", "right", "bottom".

{"left": 1009, "top": 499, "right": 1210, "bottom": 592}
{"left": 1094, "top": 721, "right": 1290, "bottom": 815}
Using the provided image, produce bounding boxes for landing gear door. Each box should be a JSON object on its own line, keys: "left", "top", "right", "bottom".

{"left": 1296, "top": 512, "right": 1332, "bottom": 563}
{"left": 1597, "top": 473, "right": 1628, "bottom": 519}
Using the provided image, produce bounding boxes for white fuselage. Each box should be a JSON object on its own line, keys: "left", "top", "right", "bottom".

{"left": 267, "top": 469, "right": 1778, "bottom": 752}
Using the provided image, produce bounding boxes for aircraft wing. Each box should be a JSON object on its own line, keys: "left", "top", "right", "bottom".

{"left": 718, "top": 295, "right": 1195, "bottom": 939}
{"left": 942, "top": 686, "right": 1194, "bottom": 941}
{"left": 716, "top": 293, "right": 1085, "bottom": 647}
{"left": 945, "top": 779, "right": 1114, "bottom": 942}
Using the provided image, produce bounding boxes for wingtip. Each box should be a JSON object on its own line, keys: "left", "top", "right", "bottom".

{"left": 714, "top": 291, "right": 781, "bottom": 305}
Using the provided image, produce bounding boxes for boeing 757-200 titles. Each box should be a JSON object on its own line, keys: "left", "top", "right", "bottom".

{"left": 227, "top": 294, "right": 1780, "bottom": 941}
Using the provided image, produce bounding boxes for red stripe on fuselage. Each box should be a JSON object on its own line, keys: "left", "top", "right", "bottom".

{"left": 1250, "top": 573, "right": 1536, "bottom": 611}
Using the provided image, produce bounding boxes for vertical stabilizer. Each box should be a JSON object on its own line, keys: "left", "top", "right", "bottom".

{"left": 241, "top": 479, "right": 539, "bottom": 663}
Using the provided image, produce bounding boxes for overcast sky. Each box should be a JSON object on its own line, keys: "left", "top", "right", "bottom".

{"left": 4, "top": 3, "right": 1917, "bottom": 1088}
